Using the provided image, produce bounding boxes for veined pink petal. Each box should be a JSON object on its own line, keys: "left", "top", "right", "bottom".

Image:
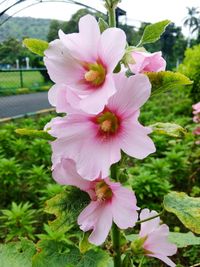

{"left": 148, "top": 254, "right": 176, "bottom": 267}
{"left": 112, "top": 186, "right": 138, "bottom": 228}
{"left": 79, "top": 74, "right": 116, "bottom": 114}
{"left": 108, "top": 74, "right": 151, "bottom": 116}
{"left": 44, "top": 39, "right": 83, "bottom": 84}
{"left": 120, "top": 121, "right": 156, "bottom": 159}
{"left": 98, "top": 28, "right": 126, "bottom": 71}
{"left": 139, "top": 209, "right": 160, "bottom": 237}
{"left": 78, "top": 201, "right": 113, "bottom": 245}
{"left": 52, "top": 159, "right": 91, "bottom": 190}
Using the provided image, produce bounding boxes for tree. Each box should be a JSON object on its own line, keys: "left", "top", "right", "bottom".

{"left": 183, "top": 7, "right": 200, "bottom": 47}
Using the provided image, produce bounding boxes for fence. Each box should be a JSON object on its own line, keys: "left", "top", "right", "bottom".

{"left": 0, "top": 68, "right": 50, "bottom": 95}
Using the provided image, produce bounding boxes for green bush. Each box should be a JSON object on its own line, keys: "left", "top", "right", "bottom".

{"left": 178, "top": 44, "right": 200, "bottom": 102}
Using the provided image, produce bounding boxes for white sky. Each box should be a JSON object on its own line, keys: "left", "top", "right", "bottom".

{"left": 1, "top": 0, "right": 200, "bottom": 30}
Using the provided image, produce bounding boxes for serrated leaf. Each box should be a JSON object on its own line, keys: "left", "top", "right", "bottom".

{"left": 164, "top": 192, "right": 200, "bottom": 234}
{"left": 146, "top": 71, "right": 192, "bottom": 95}
{"left": 169, "top": 232, "right": 200, "bottom": 248}
{"left": 150, "top": 122, "right": 187, "bottom": 137}
{"left": 32, "top": 240, "right": 111, "bottom": 267}
{"left": 127, "top": 232, "right": 200, "bottom": 248}
{"left": 44, "top": 188, "right": 90, "bottom": 233}
{"left": 23, "top": 38, "right": 49, "bottom": 56}
{"left": 15, "top": 128, "right": 55, "bottom": 141}
{"left": 137, "top": 20, "right": 171, "bottom": 46}
{"left": 98, "top": 18, "right": 109, "bottom": 32}
{"left": 0, "top": 239, "right": 36, "bottom": 267}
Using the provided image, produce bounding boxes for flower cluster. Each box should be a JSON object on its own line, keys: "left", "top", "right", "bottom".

{"left": 44, "top": 14, "right": 176, "bottom": 265}
{"left": 192, "top": 102, "right": 200, "bottom": 144}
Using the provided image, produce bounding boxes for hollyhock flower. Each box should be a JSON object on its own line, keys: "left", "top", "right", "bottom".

{"left": 193, "top": 127, "right": 200, "bottom": 135}
{"left": 45, "top": 73, "right": 156, "bottom": 180}
{"left": 138, "top": 209, "right": 177, "bottom": 267}
{"left": 192, "top": 102, "right": 200, "bottom": 115}
{"left": 44, "top": 14, "right": 126, "bottom": 114}
{"left": 129, "top": 51, "right": 166, "bottom": 74}
{"left": 53, "top": 158, "right": 138, "bottom": 245}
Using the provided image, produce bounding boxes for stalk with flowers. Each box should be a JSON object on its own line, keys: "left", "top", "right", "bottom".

{"left": 15, "top": 0, "right": 200, "bottom": 266}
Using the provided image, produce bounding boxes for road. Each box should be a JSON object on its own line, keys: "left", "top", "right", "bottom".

{"left": 0, "top": 92, "right": 51, "bottom": 119}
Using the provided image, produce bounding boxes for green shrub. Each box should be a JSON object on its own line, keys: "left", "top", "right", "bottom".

{"left": 178, "top": 44, "right": 200, "bottom": 102}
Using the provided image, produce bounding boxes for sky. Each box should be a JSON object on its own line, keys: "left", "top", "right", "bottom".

{"left": 1, "top": 0, "right": 200, "bottom": 31}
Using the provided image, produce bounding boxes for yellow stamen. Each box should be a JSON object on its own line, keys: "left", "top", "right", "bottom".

{"left": 84, "top": 70, "right": 100, "bottom": 82}
{"left": 100, "top": 120, "right": 112, "bottom": 132}
{"left": 95, "top": 181, "right": 112, "bottom": 201}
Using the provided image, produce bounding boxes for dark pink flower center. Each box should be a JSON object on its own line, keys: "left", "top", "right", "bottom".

{"left": 95, "top": 181, "right": 112, "bottom": 201}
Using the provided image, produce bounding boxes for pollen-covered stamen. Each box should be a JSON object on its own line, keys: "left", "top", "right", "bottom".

{"left": 95, "top": 181, "right": 113, "bottom": 201}
{"left": 85, "top": 70, "right": 100, "bottom": 82}
{"left": 84, "top": 62, "right": 106, "bottom": 86}
{"left": 97, "top": 111, "right": 119, "bottom": 134}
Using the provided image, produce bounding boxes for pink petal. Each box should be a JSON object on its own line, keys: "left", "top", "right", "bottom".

{"left": 52, "top": 159, "right": 91, "bottom": 191}
{"left": 147, "top": 254, "right": 176, "bottom": 267}
{"left": 58, "top": 15, "right": 100, "bottom": 62}
{"left": 98, "top": 28, "right": 126, "bottom": 72}
{"left": 78, "top": 201, "right": 113, "bottom": 245}
{"left": 108, "top": 74, "right": 151, "bottom": 116}
{"left": 120, "top": 121, "right": 156, "bottom": 159}
{"left": 48, "top": 84, "right": 80, "bottom": 113}
{"left": 79, "top": 74, "right": 116, "bottom": 114}
{"left": 139, "top": 209, "right": 160, "bottom": 237}
{"left": 111, "top": 186, "right": 138, "bottom": 228}
{"left": 44, "top": 39, "right": 83, "bottom": 84}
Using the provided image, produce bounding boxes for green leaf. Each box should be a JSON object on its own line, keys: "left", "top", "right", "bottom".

{"left": 150, "top": 122, "right": 187, "bottom": 137}
{"left": 146, "top": 71, "right": 192, "bottom": 95}
{"left": 44, "top": 188, "right": 90, "bottom": 233}
{"left": 23, "top": 38, "right": 49, "bottom": 56}
{"left": 169, "top": 232, "right": 200, "bottom": 248}
{"left": 127, "top": 232, "right": 200, "bottom": 248}
{"left": 79, "top": 232, "right": 94, "bottom": 254}
{"left": 98, "top": 18, "right": 109, "bottom": 33}
{"left": 32, "top": 240, "right": 111, "bottom": 267}
{"left": 0, "top": 239, "right": 36, "bottom": 267}
{"left": 137, "top": 20, "right": 171, "bottom": 46}
{"left": 15, "top": 128, "right": 55, "bottom": 141}
{"left": 164, "top": 192, "right": 200, "bottom": 234}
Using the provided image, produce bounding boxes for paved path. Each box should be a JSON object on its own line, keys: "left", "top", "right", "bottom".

{"left": 0, "top": 92, "right": 51, "bottom": 119}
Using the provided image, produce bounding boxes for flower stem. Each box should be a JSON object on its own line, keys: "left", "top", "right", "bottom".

{"left": 136, "top": 210, "right": 164, "bottom": 225}
{"left": 105, "top": 0, "right": 117, "bottom": 27}
{"left": 112, "top": 222, "right": 121, "bottom": 267}
{"left": 138, "top": 256, "right": 145, "bottom": 267}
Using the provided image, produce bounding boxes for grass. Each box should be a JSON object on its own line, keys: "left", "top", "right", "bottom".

{"left": 0, "top": 71, "right": 45, "bottom": 90}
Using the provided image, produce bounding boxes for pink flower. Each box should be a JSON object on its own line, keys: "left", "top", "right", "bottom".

{"left": 139, "top": 209, "right": 177, "bottom": 267}
{"left": 193, "top": 127, "right": 200, "bottom": 135}
{"left": 129, "top": 51, "right": 166, "bottom": 74}
{"left": 45, "top": 73, "right": 156, "bottom": 180}
{"left": 53, "top": 158, "right": 138, "bottom": 245}
{"left": 44, "top": 14, "right": 126, "bottom": 114}
{"left": 193, "top": 102, "right": 200, "bottom": 115}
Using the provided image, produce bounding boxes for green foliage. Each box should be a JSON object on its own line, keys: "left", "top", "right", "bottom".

{"left": 44, "top": 188, "right": 90, "bottom": 233}
{"left": 98, "top": 18, "right": 109, "bottom": 33}
{"left": 23, "top": 38, "right": 49, "bottom": 57}
{"left": 15, "top": 128, "right": 54, "bottom": 141}
{"left": 164, "top": 192, "right": 200, "bottom": 234}
{"left": 146, "top": 71, "right": 192, "bottom": 95}
{"left": 137, "top": 20, "right": 171, "bottom": 46}
{"left": 178, "top": 44, "right": 200, "bottom": 101}
{"left": 150, "top": 122, "right": 187, "bottom": 137}
{"left": 169, "top": 232, "right": 200, "bottom": 248}
{"left": 0, "top": 238, "right": 36, "bottom": 267}
{"left": 32, "top": 239, "right": 112, "bottom": 267}
{"left": 0, "top": 202, "right": 37, "bottom": 241}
